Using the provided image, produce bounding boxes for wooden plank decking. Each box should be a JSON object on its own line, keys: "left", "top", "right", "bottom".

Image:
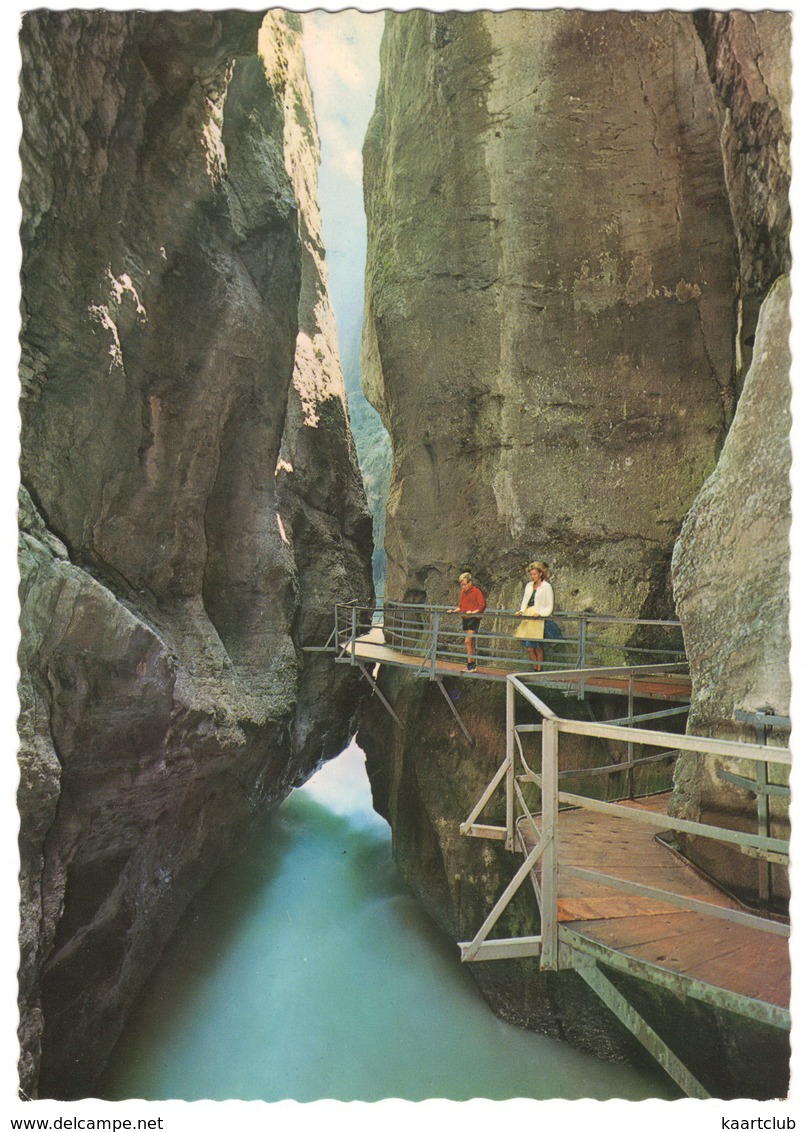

{"left": 518, "top": 794, "right": 790, "bottom": 1012}
{"left": 339, "top": 633, "right": 692, "bottom": 701}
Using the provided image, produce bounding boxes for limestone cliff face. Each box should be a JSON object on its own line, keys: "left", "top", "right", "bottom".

{"left": 360, "top": 9, "right": 790, "bottom": 1095}
{"left": 671, "top": 276, "right": 791, "bottom": 905}
{"left": 364, "top": 9, "right": 737, "bottom": 619}
{"left": 693, "top": 12, "right": 791, "bottom": 381}
{"left": 669, "top": 14, "right": 792, "bottom": 908}
{"left": 18, "top": 10, "right": 372, "bottom": 1099}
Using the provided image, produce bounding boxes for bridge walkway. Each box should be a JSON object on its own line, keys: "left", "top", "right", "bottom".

{"left": 458, "top": 677, "right": 791, "bottom": 1097}
{"left": 339, "top": 626, "right": 692, "bottom": 702}
{"left": 518, "top": 793, "right": 789, "bottom": 1013}
{"left": 323, "top": 603, "right": 790, "bottom": 1096}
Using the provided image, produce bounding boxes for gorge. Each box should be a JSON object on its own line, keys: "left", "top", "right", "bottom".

{"left": 17, "top": 10, "right": 373, "bottom": 1099}
{"left": 16, "top": 7, "right": 791, "bottom": 1103}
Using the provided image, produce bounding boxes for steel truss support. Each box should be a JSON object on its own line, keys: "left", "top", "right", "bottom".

{"left": 435, "top": 678, "right": 474, "bottom": 746}
{"left": 459, "top": 830, "right": 550, "bottom": 961}
{"left": 357, "top": 663, "right": 404, "bottom": 730}
{"left": 572, "top": 955, "right": 711, "bottom": 1099}
{"left": 559, "top": 931, "right": 790, "bottom": 1029}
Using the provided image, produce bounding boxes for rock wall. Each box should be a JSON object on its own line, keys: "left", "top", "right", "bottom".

{"left": 363, "top": 9, "right": 737, "bottom": 619}
{"left": 693, "top": 12, "right": 791, "bottom": 382}
{"left": 18, "top": 10, "right": 372, "bottom": 1099}
{"left": 671, "top": 276, "right": 791, "bottom": 905}
{"left": 671, "top": 13, "right": 791, "bottom": 907}
{"left": 360, "top": 8, "right": 791, "bottom": 1096}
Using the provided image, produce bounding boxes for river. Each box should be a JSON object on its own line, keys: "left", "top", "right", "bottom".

{"left": 98, "top": 741, "right": 676, "bottom": 1103}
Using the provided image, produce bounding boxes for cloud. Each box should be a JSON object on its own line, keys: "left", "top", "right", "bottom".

{"left": 300, "top": 12, "right": 384, "bottom": 335}
{"left": 334, "top": 148, "right": 363, "bottom": 186}
{"left": 302, "top": 12, "right": 383, "bottom": 104}
{"left": 304, "top": 20, "right": 365, "bottom": 94}
{"left": 302, "top": 13, "right": 384, "bottom": 187}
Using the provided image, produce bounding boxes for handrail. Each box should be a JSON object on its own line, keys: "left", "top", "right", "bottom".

{"left": 534, "top": 677, "right": 789, "bottom": 967}
{"left": 332, "top": 600, "right": 687, "bottom": 680}
{"left": 382, "top": 599, "right": 683, "bottom": 627}
{"left": 460, "top": 674, "right": 791, "bottom": 973}
{"left": 506, "top": 687, "right": 791, "bottom": 765}
{"left": 333, "top": 599, "right": 686, "bottom": 625}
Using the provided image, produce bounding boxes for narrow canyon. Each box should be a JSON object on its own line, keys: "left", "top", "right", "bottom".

{"left": 17, "top": 8, "right": 791, "bottom": 1101}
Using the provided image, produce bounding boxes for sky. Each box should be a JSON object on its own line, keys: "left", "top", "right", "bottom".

{"left": 301, "top": 11, "right": 384, "bottom": 358}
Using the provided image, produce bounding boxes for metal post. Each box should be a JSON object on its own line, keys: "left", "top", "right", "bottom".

{"left": 506, "top": 680, "right": 515, "bottom": 851}
{"left": 436, "top": 678, "right": 474, "bottom": 746}
{"left": 430, "top": 610, "right": 440, "bottom": 680}
{"left": 540, "top": 716, "right": 559, "bottom": 970}
{"left": 627, "top": 673, "right": 635, "bottom": 799}
{"left": 753, "top": 715, "right": 772, "bottom": 909}
{"left": 573, "top": 957, "right": 711, "bottom": 1099}
{"left": 578, "top": 618, "right": 587, "bottom": 700}
{"left": 357, "top": 664, "right": 405, "bottom": 730}
{"left": 350, "top": 606, "right": 357, "bottom": 665}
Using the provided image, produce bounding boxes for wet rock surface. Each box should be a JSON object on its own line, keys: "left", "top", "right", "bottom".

{"left": 18, "top": 10, "right": 371, "bottom": 1098}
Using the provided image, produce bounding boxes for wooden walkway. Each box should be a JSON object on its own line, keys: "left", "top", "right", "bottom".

{"left": 518, "top": 794, "right": 789, "bottom": 1014}
{"left": 340, "top": 609, "right": 788, "bottom": 1094}
{"left": 339, "top": 632, "right": 692, "bottom": 702}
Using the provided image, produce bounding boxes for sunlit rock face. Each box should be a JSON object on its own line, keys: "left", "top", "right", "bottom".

{"left": 364, "top": 9, "right": 737, "bottom": 620}
{"left": 671, "top": 276, "right": 791, "bottom": 907}
{"left": 360, "top": 9, "right": 790, "bottom": 1097}
{"left": 360, "top": 1, "right": 738, "bottom": 950}
{"left": 18, "top": 10, "right": 372, "bottom": 1099}
{"left": 268, "top": 15, "right": 375, "bottom": 768}
{"left": 671, "top": 14, "right": 791, "bottom": 910}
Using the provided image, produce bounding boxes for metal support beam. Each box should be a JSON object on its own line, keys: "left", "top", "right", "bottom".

{"left": 606, "top": 704, "right": 690, "bottom": 727}
{"left": 429, "top": 610, "right": 440, "bottom": 680}
{"left": 735, "top": 710, "right": 791, "bottom": 730}
{"left": 627, "top": 673, "right": 635, "bottom": 798}
{"left": 357, "top": 663, "right": 404, "bottom": 730}
{"left": 460, "top": 755, "right": 509, "bottom": 835}
{"left": 460, "top": 936, "right": 544, "bottom": 962}
{"left": 577, "top": 619, "right": 587, "bottom": 699}
{"left": 561, "top": 929, "right": 790, "bottom": 1030}
{"left": 461, "top": 831, "right": 550, "bottom": 960}
{"left": 463, "top": 824, "right": 508, "bottom": 841}
{"left": 717, "top": 769, "right": 789, "bottom": 798}
{"left": 540, "top": 718, "right": 559, "bottom": 970}
{"left": 506, "top": 680, "right": 516, "bottom": 850}
{"left": 572, "top": 956, "right": 711, "bottom": 1099}
{"left": 435, "top": 678, "right": 474, "bottom": 746}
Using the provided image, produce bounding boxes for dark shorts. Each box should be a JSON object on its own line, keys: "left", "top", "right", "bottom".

{"left": 462, "top": 617, "right": 481, "bottom": 633}
{"left": 521, "top": 638, "right": 543, "bottom": 649}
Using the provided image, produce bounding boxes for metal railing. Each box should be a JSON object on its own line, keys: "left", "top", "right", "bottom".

{"left": 459, "top": 674, "right": 791, "bottom": 977}
{"left": 333, "top": 599, "right": 687, "bottom": 683}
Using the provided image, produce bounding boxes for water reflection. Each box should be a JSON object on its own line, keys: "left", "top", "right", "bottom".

{"left": 99, "top": 742, "right": 675, "bottom": 1102}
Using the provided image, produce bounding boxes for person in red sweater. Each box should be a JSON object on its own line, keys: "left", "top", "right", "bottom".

{"left": 450, "top": 572, "right": 487, "bottom": 671}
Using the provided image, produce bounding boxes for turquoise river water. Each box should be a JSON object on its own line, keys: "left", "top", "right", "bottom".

{"left": 98, "top": 742, "right": 676, "bottom": 1102}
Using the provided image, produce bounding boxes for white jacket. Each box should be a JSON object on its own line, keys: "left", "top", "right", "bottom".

{"left": 520, "top": 579, "right": 554, "bottom": 617}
